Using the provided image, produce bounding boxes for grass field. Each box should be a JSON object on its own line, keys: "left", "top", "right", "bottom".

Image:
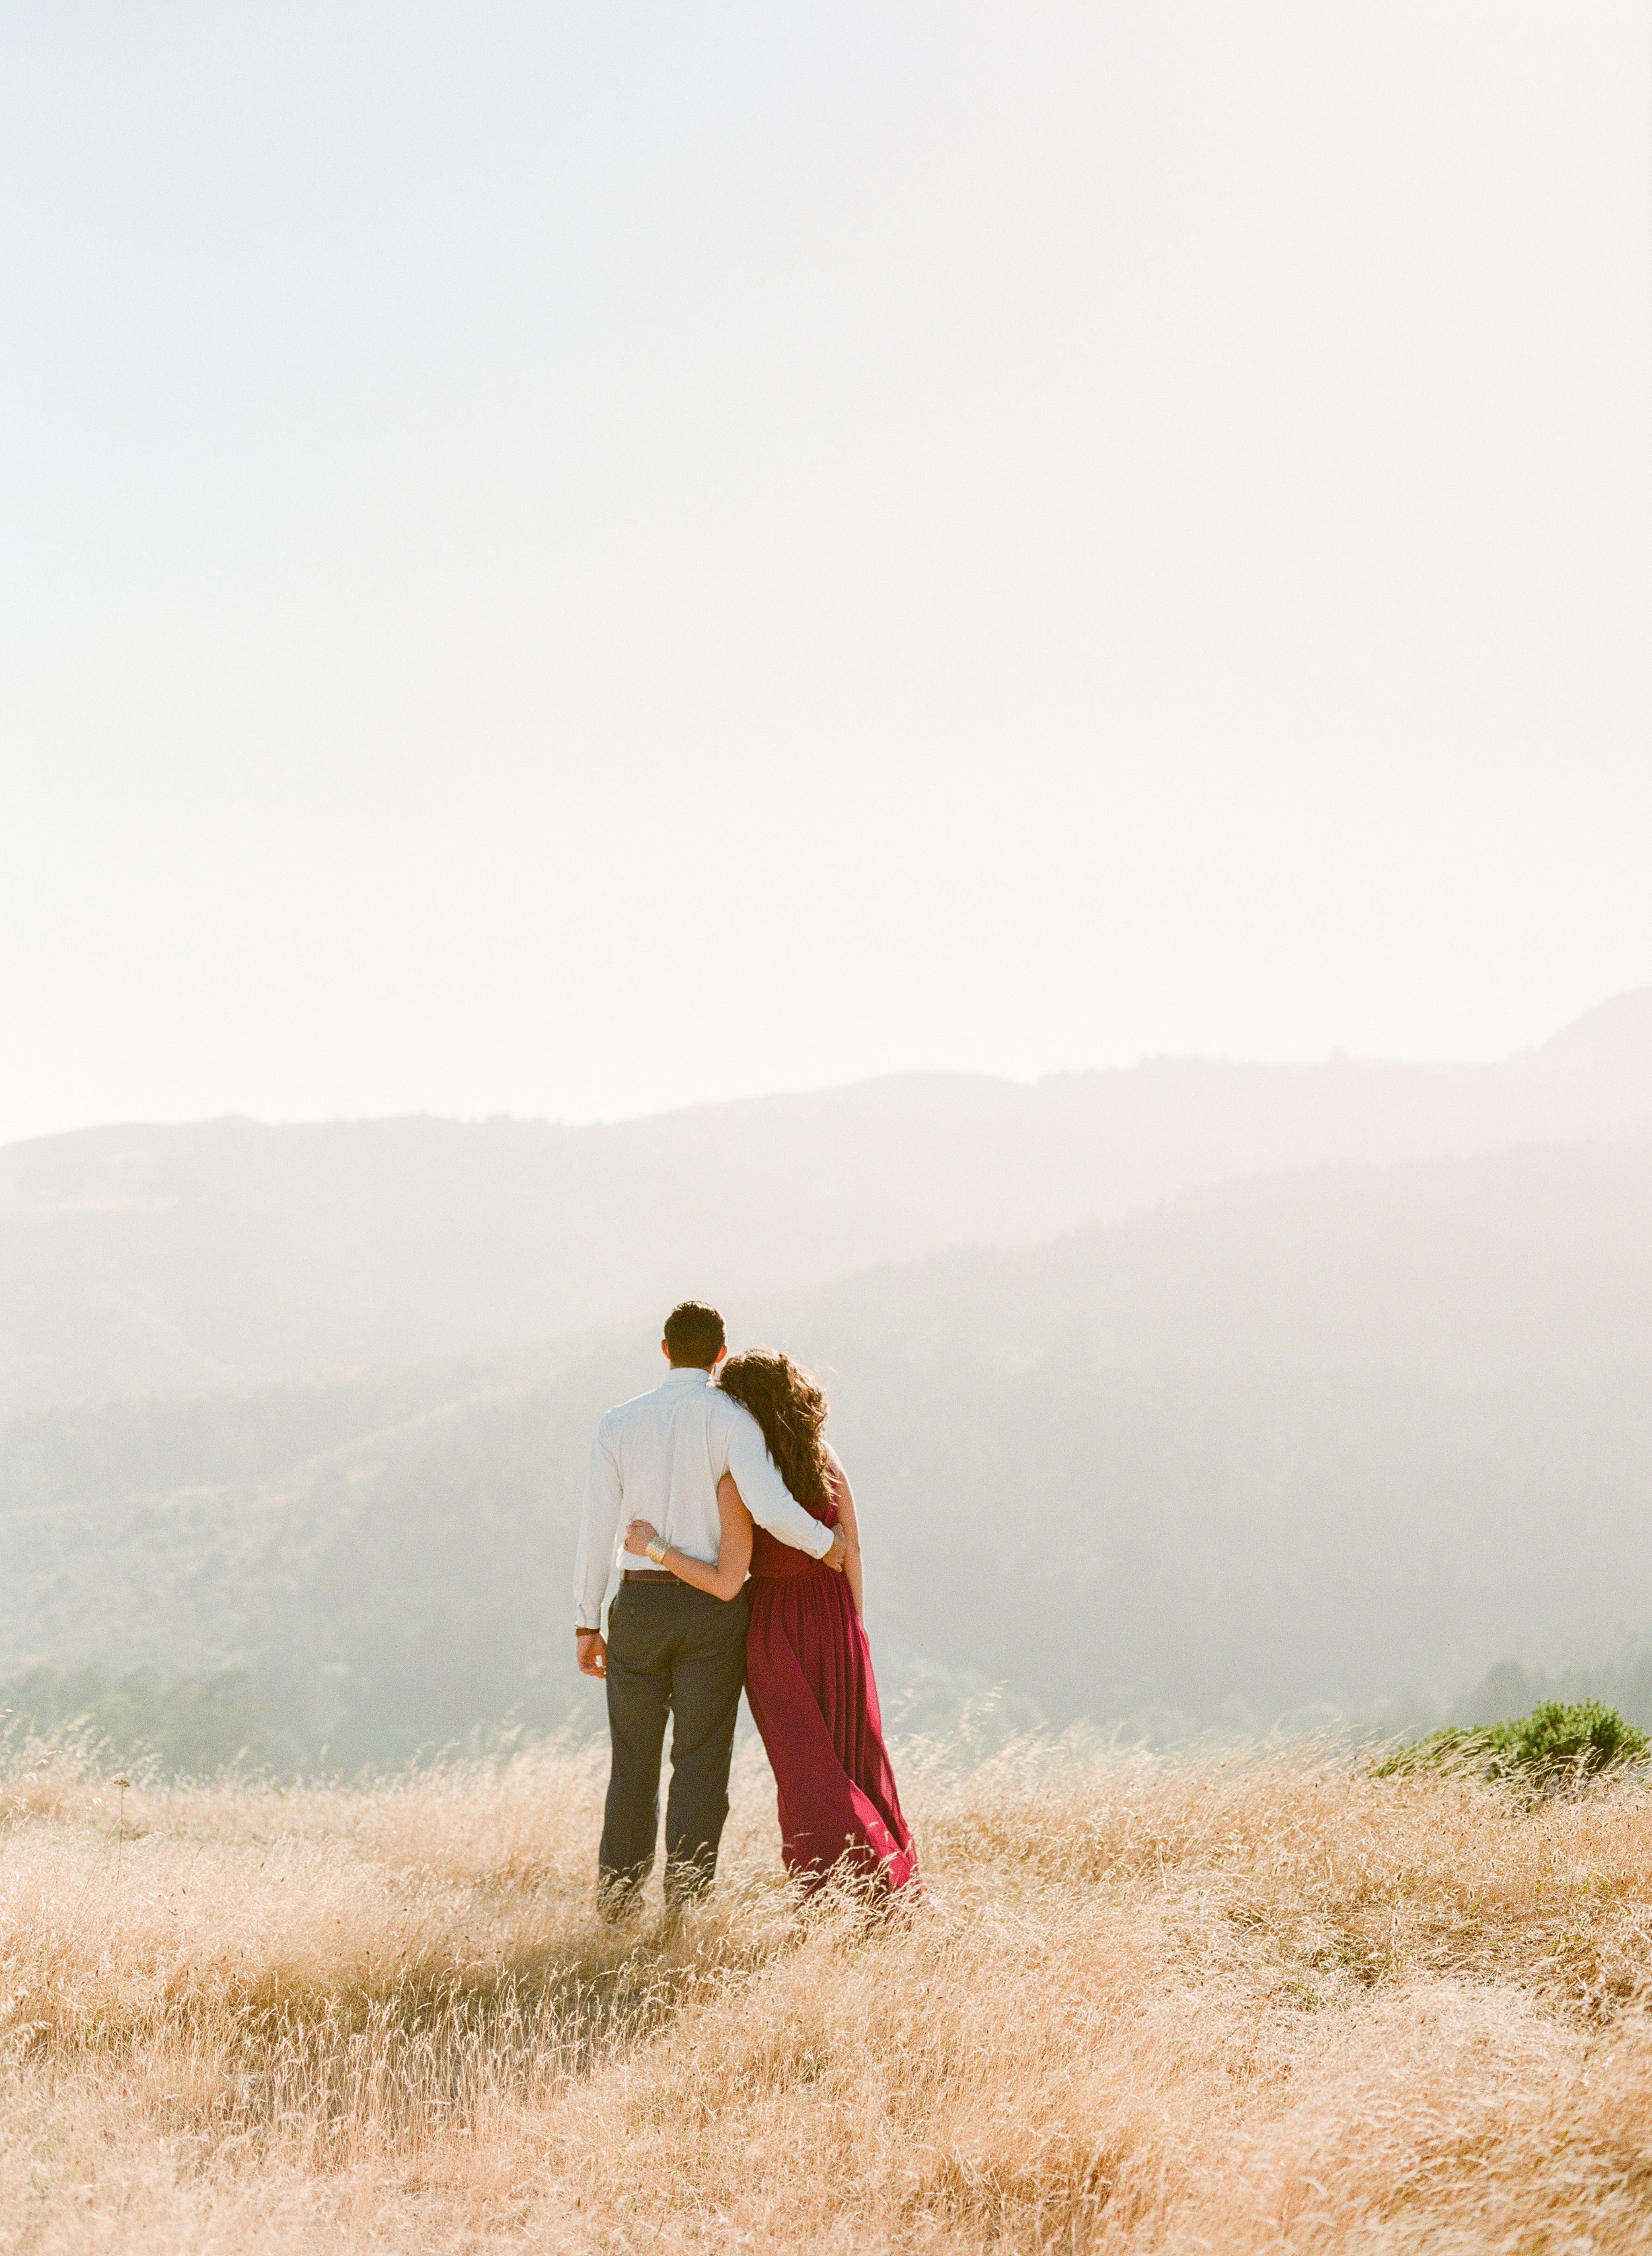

{"left": 2, "top": 1727, "right": 1651, "bottom": 2251}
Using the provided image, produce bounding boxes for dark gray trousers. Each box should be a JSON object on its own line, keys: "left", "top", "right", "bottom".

{"left": 599, "top": 1579, "right": 750, "bottom": 1909}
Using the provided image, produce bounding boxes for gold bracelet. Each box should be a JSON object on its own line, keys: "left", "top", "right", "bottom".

{"left": 646, "top": 1537, "right": 669, "bottom": 1565}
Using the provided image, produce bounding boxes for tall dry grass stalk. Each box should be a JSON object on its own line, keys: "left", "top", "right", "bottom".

{"left": 0, "top": 1725, "right": 1650, "bottom": 2250}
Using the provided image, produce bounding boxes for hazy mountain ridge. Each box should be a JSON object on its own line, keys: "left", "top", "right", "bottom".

{"left": 5, "top": 993, "right": 1652, "bottom": 1414}
{"left": 5, "top": 1119, "right": 1651, "bottom": 1766}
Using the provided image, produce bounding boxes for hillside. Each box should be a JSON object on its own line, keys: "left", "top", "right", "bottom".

{"left": 5, "top": 991, "right": 1652, "bottom": 1412}
{"left": 7, "top": 1735, "right": 1652, "bottom": 2253}
{"left": 4, "top": 1124, "right": 1651, "bottom": 1766}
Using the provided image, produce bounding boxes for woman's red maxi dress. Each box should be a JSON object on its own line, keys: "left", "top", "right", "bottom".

{"left": 743, "top": 1469, "right": 920, "bottom": 1898}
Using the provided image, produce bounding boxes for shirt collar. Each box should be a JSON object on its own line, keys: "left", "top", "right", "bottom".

{"left": 658, "top": 1365, "right": 714, "bottom": 1390}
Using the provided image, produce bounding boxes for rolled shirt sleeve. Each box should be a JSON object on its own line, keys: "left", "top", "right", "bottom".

{"left": 724, "top": 1412, "right": 834, "bottom": 1558}
{"left": 572, "top": 1419, "right": 623, "bottom": 1629}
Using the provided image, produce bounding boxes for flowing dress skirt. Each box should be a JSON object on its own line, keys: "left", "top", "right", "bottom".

{"left": 744, "top": 1552, "right": 919, "bottom": 1897}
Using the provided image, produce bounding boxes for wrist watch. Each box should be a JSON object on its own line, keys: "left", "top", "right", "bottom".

{"left": 575, "top": 1626, "right": 599, "bottom": 1639}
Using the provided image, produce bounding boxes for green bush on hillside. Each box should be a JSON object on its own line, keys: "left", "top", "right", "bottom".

{"left": 1376, "top": 1699, "right": 1649, "bottom": 1791}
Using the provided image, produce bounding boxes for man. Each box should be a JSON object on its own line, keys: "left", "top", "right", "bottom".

{"left": 574, "top": 1299, "right": 846, "bottom": 1914}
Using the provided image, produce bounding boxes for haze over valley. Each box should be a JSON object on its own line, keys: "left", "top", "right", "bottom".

{"left": 5, "top": 991, "right": 1652, "bottom": 1770}
{"left": 5, "top": 987, "right": 1652, "bottom": 1411}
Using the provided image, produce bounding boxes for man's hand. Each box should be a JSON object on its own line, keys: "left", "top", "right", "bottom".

{"left": 576, "top": 1630, "right": 608, "bottom": 1679}
{"left": 822, "top": 1528, "right": 848, "bottom": 1573}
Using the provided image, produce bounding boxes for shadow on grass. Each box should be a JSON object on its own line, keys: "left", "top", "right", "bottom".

{"left": 116, "top": 1891, "right": 807, "bottom": 2159}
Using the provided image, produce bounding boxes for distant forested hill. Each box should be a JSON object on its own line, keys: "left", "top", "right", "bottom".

{"left": 4, "top": 1125, "right": 1651, "bottom": 1768}
{"left": 5, "top": 990, "right": 1652, "bottom": 1413}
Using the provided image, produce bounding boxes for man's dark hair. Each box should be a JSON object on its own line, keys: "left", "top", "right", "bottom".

{"left": 663, "top": 1300, "right": 726, "bottom": 1368}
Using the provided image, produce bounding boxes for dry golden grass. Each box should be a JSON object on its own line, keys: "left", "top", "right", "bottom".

{"left": 1, "top": 1727, "right": 1651, "bottom": 2251}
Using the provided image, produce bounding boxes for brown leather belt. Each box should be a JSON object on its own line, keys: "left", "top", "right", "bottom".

{"left": 622, "top": 1568, "right": 678, "bottom": 1583}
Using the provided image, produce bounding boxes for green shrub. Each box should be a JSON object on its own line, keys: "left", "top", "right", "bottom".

{"left": 1376, "top": 1699, "right": 1649, "bottom": 1791}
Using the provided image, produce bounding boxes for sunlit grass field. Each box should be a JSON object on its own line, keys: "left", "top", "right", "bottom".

{"left": 3, "top": 1727, "right": 1652, "bottom": 2251}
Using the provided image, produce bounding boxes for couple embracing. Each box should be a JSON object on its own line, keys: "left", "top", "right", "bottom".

{"left": 573, "top": 1300, "right": 919, "bottom": 1916}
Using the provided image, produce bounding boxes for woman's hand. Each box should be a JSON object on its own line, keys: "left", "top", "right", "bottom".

{"left": 625, "top": 1519, "right": 661, "bottom": 1556}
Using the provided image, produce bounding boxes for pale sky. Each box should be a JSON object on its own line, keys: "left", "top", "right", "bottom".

{"left": 3, "top": 2, "right": 1649, "bottom": 1147}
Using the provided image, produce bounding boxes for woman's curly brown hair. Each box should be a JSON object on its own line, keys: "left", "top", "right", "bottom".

{"left": 718, "top": 1349, "right": 832, "bottom": 1511}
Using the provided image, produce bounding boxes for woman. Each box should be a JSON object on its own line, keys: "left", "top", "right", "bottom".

{"left": 625, "top": 1349, "right": 919, "bottom": 1901}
